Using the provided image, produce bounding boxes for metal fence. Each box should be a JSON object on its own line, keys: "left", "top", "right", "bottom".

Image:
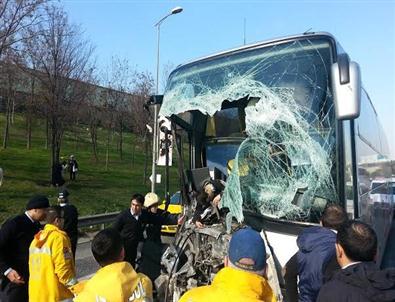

{"left": 78, "top": 211, "right": 120, "bottom": 229}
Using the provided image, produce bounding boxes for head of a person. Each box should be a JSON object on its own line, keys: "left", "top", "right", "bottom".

{"left": 144, "top": 192, "right": 160, "bottom": 214}
{"left": 91, "top": 228, "right": 124, "bottom": 267}
{"left": 58, "top": 189, "right": 70, "bottom": 204}
{"left": 70, "top": 155, "right": 74, "bottom": 159}
{"left": 225, "top": 227, "right": 267, "bottom": 276}
{"left": 46, "top": 205, "right": 65, "bottom": 229}
{"left": 26, "top": 195, "right": 50, "bottom": 221}
{"left": 130, "top": 193, "right": 144, "bottom": 216}
{"left": 320, "top": 204, "right": 348, "bottom": 231}
{"left": 336, "top": 220, "right": 377, "bottom": 265}
{"left": 201, "top": 179, "right": 224, "bottom": 200}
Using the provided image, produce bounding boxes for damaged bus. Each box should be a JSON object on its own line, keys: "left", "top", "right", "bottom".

{"left": 152, "top": 32, "right": 394, "bottom": 301}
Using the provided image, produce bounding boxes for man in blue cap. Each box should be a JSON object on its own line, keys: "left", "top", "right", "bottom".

{"left": 0, "top": 195, "right": 49, "bottom": 301}
{"left": 179, "top": 227, "right": 275, "bottom": 302}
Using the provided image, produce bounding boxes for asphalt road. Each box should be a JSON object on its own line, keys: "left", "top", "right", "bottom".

{"left": 75, "top": 234, "right": 100, "bottom": 278}
{"left": 75, "top": 233, "right": 175, "bottom": 279}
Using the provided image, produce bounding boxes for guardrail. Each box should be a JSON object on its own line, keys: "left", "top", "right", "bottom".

{"left": 78, "top": 211, "right": 120, "bottom": 229}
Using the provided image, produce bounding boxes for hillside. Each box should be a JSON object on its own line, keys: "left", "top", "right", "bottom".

{"left": 0, "top": 114, "right": 180, "bottom": 223}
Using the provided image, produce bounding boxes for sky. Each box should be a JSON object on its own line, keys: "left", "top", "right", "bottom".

{"left": 62, "top": 0, "right": 395, "bottom": 157}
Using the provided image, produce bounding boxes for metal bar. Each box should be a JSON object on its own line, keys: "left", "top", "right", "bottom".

{"left": 78, "top": 212, "right": 120, "bottom": 228}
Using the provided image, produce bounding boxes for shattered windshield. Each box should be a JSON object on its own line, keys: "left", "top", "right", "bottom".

{"left": 161, "top": 37, "right": 338, "bottom": 223}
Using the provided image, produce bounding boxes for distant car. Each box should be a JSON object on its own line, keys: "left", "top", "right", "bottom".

{"left": 158, "top": 191, "right": 183, "bottom": 234}
{"left": 369, "top": 178, "right": 395, "bottom": 204}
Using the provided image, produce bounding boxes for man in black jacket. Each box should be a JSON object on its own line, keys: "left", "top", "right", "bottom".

{"left": 58, "top": 189, "right": 79, "bottom": 259}
{"left": 317, "top": 220, "right": 395, "bottom": 302}
{"left": 113, "top": 193, "right": 179, "bottom": 268}
{"left": 0, "top": 195, "right": 49, "bottom": 302}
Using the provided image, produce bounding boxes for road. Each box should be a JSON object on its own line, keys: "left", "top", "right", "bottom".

{"left": 75, "top": 233, "right": 100, "bottom": 278}
{"left": 75, "top": 233, "right": 175, "bottom": 279}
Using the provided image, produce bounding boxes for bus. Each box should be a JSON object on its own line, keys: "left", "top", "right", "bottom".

{"left": 154, "top": 32, "right": 394, "bottom": 300}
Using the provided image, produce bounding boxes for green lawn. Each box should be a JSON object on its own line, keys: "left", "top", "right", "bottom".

{"left": 0, "top": 114, "right": 180, "bottom": 223}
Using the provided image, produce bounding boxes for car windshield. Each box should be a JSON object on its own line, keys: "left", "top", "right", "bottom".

{"left": 170, "top": 192, "right": 181, "bottom": 205}
{"left": 371, "top": 182, "right": 395, "bottom": 195}
{"left": 161, "top": 37, "right": 338, "bottom": 222}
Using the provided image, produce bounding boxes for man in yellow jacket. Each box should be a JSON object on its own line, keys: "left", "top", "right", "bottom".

{"left": 73, "top": 228, "right": 153, "bottom": 302}
{"left": 179, "top": 227, "right": 276, "bottom": 302}
{"left": 29, "top": 205, "right": 77, "bottom": 302}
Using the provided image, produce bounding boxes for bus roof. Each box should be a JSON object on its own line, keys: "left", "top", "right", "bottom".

{"left": 171, "top": 31, "right": 337, "bottom": 74}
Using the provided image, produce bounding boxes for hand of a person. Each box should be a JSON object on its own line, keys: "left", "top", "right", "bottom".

{"left": 6, "top": 269, "right": 25, "bottom": 284}
{"left": 177, "top": 215, "right": 185, "bottom": 225}
{"left": 195, "top": 221, "right": 204, "bottom": 228}
{"left": 213, "top": 194, "right": 221, "bottom": 207}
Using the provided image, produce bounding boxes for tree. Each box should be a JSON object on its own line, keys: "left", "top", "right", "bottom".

{"left": 0, "top": 0, "right": 47, "bottom": 59}
{"left": 23, "top": 5, "right": 94, "bottom": 185}
{"left": 130, "top": 71, "right": 154, "bottom": 182}
{"left": 80, "top": 80, "right": 102, "bottom": 162}
{"left": 0, "top": 49, "right": 26, "bottom": 149}
{"left": 102, "top": 57, "right": 133, "bottom": 166}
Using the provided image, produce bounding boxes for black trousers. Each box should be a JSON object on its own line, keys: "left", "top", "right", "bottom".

{"left": 124, "top": 242, "right": 138, "bottom": 268}
{"left": 0, "top": 282, "right": 28, "bottom": 302}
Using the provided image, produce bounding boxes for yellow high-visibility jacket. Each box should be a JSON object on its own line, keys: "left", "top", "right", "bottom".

{"left": 179, "top": 267, "right": 276, "bottom": 302}
{"left": 73, "top": 261, "right": 153, "bottom": 302}
{"left": 29, "top": 224, "right": 77, "bottom": 302}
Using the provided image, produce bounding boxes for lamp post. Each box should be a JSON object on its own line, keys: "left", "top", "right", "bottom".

{"left": 151, "top": 6, "right": 183, "bottom": 193}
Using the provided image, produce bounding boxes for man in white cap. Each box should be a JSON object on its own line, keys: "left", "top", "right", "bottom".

{"left": 139, "top": 192, "right": 183, "bottom": 282}
{"left": 143, "top": 193, "right": 182, "bottom": 241}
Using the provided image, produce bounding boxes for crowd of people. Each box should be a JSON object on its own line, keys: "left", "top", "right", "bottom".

{"left": 1, "top": 187, "right": 395, "bottom": 301}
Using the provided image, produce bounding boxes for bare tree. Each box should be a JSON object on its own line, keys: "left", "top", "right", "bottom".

{"left": 0, "top": 0, "right": 47, "bottom": 59}
{"left": 23, "top": 5, "right": 94, "bottom": 185}
{"left": 80, "top": 81, "right": 102, "bottom": 162}
{"left": 102, "top": 57, "right": 133, "bottom": 166}
{"left": 130, "top": 70, "right": 154, "bottom": 182}
{"left": 0, "top": 50, "right": 23, "bottom": 148}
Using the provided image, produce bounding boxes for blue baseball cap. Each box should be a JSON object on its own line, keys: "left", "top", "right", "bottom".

{"left": 228, "top": 228, "right": 266, "bottom": 271}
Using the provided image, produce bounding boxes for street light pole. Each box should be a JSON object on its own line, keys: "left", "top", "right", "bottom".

{"left": 151, "top": 6, "right": 183, "bottom": 193}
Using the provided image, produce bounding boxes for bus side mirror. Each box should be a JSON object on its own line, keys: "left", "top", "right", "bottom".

{"left": 331, "top": 54, "right": 361, "bottom": 120}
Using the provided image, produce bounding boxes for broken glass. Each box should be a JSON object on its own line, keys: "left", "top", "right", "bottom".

{"left": 160, "top": 38, "right": 338, "bottom": 222}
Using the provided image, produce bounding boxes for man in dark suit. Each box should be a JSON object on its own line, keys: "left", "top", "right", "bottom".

{"left": 58, "top": 189, "right": 79, "bottom": 259}
{"left": 113, "top": 193, "right": 181, "bottom": 268}
{"left": 113, "top": 194, "right": 146, "bottom": 268}
{"left": 0, "top": 195, "right": 49, "bottom": 302}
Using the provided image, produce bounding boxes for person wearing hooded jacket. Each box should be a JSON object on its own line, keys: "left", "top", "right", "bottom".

{"left": 179, "top": 228, "right": 275, "bottom": 302}
{"left": 284, "top": 204, "right": 348, "bottom": 302}
{"left": 73, "top": 228, "right": 152, "bottom": 302}
{"left": 29, "top": 205, "right": 77, "bottom": 302}
{"left": 317, "top": 220, "right": 395, "bottom": 302}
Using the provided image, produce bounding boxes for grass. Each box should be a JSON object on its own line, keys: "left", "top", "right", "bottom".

{"left": 0, "top": 114, "right": 180, "bottom": 223}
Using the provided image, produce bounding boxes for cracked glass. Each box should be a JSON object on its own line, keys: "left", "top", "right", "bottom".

{"left": 160, "top": 38, "right": 338, "bottom": 222}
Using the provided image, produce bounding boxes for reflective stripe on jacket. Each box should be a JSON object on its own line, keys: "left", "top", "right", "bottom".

{"left": 179, "top": 267, "right": 276, "bottom": 302}
{"left": 73, "top": 261, "right": 153, "bottom": 302}
{"left": 29, "top": 224, "right": 76, "bottom": 302}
